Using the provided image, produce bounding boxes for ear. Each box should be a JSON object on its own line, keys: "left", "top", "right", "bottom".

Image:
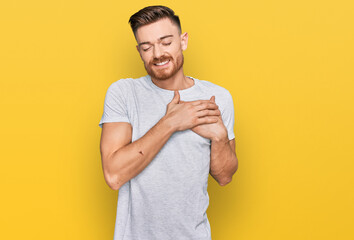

{"left": 180, "top": 32, "right": 188, "bottom": 51}
{"left": 136, "top": 45, "right": 143, "bottom": 60}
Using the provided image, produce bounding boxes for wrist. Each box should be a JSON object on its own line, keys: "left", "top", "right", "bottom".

{"left": 160, "top": 115, "right": 177, "bottom": 134}
{"left": 211, "top": 134, "right": 229, "bottom": 143}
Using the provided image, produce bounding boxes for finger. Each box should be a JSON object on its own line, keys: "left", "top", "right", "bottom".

{"left": 194, "top": 102, "right": 219, "bottom": 111}
{"left": 187, "top": 99, "right": 216, "bottom": 106}
{"left": 195, "top": 116, "right": 219, "bottom": 126}
{"left": 171, "top": 90, "right": 180, "bottom": 104}
{"left": 195, "top": 109, "right": 221, "bottom": 118}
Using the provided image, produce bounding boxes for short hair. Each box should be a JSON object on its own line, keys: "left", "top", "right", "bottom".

{"left": 128, "top": 5, "right": 182, "bottom": 37}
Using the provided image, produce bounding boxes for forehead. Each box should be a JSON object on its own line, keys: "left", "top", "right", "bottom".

{"left": 135, "top": 18, "right": 179, "bottom": 43}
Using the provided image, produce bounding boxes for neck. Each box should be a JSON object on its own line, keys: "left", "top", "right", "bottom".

{"left": 150, "top": 68, "right": 194, "bottom": 91}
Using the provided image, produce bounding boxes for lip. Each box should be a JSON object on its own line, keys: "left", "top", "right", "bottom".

{"left": 153, "top": 60, "right": 170, "bottom": 68}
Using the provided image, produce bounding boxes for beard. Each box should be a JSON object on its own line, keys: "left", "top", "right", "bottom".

{"left": 144, "top": 52, "right": 184, "bottom": 81}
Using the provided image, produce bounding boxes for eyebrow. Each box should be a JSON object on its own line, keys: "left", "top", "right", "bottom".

{"left": 138, "top": 35, "right": 173, "bottom": 47}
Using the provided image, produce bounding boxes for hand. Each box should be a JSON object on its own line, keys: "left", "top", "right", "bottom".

{"left": 164, "top": 90, "right": 220, "bottom": 132}
{"left": 180, "top": 96, "right": 228, "bottom": 141}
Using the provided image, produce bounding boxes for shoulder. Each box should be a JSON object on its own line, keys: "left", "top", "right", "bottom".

{"left": 109, "top": 75, "right": 147, "bottom": 91}
{"left": 193, "top": 76, "right": 233, "bottom": 102}
{"left": 194, "top": 77, "right": 230, "bottom": 93}
{"left": 111, "top": 77, "right": 132, "bottom": 88}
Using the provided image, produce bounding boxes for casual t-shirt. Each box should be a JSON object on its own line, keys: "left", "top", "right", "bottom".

{"left": 99, "top": 75, "right": 235, "bottom": 240}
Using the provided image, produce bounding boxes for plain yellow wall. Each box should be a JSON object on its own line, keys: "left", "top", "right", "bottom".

{"left": 1, "top": 0, "right": 353, "bottom": 239}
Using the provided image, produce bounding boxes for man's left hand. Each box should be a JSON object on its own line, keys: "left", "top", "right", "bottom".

{"left": 179, "top": 96, "right": 228, "bottom": 141}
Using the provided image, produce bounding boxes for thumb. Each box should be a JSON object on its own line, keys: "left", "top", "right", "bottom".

{"left": 171, "top": 90, "right": 180, "bottom": 104}
{"left": 210, "top": 95, "right": 215, "bottom": 102}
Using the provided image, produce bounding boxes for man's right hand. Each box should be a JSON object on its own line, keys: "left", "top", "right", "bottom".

{"left": 163, "top": 90, "right": 221, "bottom": 132}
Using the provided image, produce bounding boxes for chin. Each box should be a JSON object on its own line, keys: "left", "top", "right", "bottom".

{"left": 154, "top": 73, "right": 174, "bottom": 80}
{"left": 147, "top": 68, "right": 175, "bottom": 80}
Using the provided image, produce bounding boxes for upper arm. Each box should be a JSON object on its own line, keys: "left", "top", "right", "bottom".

{"left": 100, "top": 122, "right": 132, "bottom": 186}
{"left": 98, "top": 80, "right": 132, "bottom": 187}
{"left": 99, "top": 80, "right": 131, "bottom": 162}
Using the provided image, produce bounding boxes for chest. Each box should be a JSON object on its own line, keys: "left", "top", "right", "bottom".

{"left": 127, "top": 89, "right": 210, "bottom": 141}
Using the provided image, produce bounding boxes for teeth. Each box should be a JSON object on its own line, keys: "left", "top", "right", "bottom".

{"left": 155, "top": 60, "right": 169, "bottom": 66}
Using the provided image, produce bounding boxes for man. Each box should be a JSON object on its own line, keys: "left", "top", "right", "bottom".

{"left": 99, "top": 5, "right": 238, "bottom": 240}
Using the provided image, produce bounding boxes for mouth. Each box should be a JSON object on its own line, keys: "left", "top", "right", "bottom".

{"left": 153, "top": 60, "right": 170, "bottom": 67}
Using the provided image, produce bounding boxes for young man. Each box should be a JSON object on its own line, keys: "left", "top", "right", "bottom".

{"left": 99, "top": 5, "right": 238, "bottom": 240}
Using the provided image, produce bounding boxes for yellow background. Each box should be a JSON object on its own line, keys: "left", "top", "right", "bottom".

{"left": 1, "top": 0, "right": 353, "bottom": 239}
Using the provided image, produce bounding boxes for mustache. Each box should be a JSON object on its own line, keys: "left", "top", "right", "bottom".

{"left": 150, "top": 56, "right": 172, "bottom": 65}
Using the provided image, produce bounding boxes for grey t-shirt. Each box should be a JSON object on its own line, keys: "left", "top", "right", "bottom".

{"left": 99, "top": 75, "right": 235, "bottom": 240}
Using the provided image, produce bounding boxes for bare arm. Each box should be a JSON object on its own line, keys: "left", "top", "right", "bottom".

{"left": 100, "top": 90, "right": 221, "bottom": 190}
{"left": 175, "top": 96, "right": 238, "bottom": 186}
{"left": 100, "top": 117, "right": 174, "bottom": 190}
{"left": 209, "top": 137, "right": 238, "bottom": 186}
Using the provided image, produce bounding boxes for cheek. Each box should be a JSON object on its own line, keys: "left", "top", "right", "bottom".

{"left": 141, "top": 54, "right": 152, "bottom": 64}
{"left": 170, "top": 48, "right": 182, "bottom": 59}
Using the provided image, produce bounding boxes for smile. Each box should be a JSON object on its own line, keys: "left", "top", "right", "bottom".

{"left": 154, "top": 60, "right": 170, "bottom": 66}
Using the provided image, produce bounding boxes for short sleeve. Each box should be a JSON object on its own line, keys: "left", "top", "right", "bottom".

{"left": 221, "top": 90, "right": 235, "bottom": 140}
{"left": 98, "top": 81, "right": 130, "bottom": 128}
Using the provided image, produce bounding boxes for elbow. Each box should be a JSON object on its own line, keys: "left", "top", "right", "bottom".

{"left": 108, "top": 181, "right": 121, "bottom": 191}
{"left": 109, "top": 177, "right": 122, "bottom": 191}
{"left": 104, "top": 172, "right": 123, "bottom": 191}
{"left": 219, "top": 158, "right": 238, "bottom": 186}
{"left": 219, "top": 177, "right": 232, "bottom": 186}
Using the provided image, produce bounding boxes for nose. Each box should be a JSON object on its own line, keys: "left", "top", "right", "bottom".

{"left": 152, "top": 44, "right": 163, "bottom": 59}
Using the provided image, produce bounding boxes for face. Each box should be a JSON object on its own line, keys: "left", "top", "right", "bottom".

{"left": 135, "top": 18, "right": 188, "bottom": 80}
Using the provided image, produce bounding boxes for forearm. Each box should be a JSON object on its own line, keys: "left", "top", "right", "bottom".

{"left": 108, "top": 116, "right": 175, "bottom": 190}
{"left": 210, "top": 136, "right": 238, "bottom": 186}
